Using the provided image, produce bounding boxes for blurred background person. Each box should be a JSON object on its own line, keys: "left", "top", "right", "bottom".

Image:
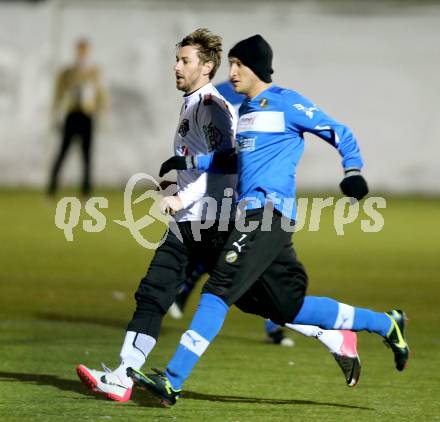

{"left": 47, "top": 38, "right": 108, "bottom": 197}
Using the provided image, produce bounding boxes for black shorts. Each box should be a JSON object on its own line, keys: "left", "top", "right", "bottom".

{"left": 202, "top": 208, "right": 308, "bottom": 326}
{"left": 127, "top": 220, "right": 231, "bottom": 336}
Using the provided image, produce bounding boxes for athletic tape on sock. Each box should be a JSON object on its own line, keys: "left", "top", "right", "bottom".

{"left": 334, "top": 303, "right": 355, "bottom": 329}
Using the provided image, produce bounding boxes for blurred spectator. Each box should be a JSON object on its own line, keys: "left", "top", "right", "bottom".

{"left": 47, "top": 38, "right": 108, "bottom": 197}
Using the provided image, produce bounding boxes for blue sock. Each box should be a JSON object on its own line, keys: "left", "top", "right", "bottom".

{"left": 293, "top": 296, "right": 339, "bottom": 327}
{"left": 293, "top": 296, "right": 392, "bottom": 337}
{"left": 352, "top": 307, "right": 392, "bottom": 336}
{"left": 165, "top": 293, "right": 229, "bottom": 390}
{"left": 265, "top": 319, "right": 280, "bottom": 334}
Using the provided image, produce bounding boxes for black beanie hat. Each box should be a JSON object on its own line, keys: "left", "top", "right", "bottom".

{"left": 228, "top": 35, "right": 273, "bottom": 83}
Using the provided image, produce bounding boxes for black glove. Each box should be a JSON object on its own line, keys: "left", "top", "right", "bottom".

{"left": 339, "top": 169, "right": 369, "bottom": 200}
{"left": 158, "top": 180, "right": 177, "bottom": 191}
{"left": 159, "top": 156, "right": 195, "bottom": 177}
{"left": 212, "top": 149, "right": 238, "bottom": 174}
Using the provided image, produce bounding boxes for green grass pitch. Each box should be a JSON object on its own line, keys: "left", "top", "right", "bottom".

{"left": 0, "top": 190, "right": 439, "bottom": 421}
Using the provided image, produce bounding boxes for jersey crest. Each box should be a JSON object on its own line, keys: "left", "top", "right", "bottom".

{"left": 178, "top": 119, "right": 190, "bottom": 137}
{"left": 259, "top": 98, "right": 269, "bottom": 108}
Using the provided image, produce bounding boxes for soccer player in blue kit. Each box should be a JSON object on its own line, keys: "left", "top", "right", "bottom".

{"left": 129, "top": 34, "right": 410, "bottom": 406}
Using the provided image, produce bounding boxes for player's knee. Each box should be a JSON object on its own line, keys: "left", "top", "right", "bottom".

{"left": 134, "top": 285, "right": 170, "bottom": 315}
{"left": 201, "top": 283, "right": 232, "bottom": 305}
{"left": 280, "top": 283, "right": 308, "bottom": 324}
{"left": 273, "top": 297, "right": 303, "bottom": 325}
{"left": 201, "top": 282, "right": 217, "bottom": 296}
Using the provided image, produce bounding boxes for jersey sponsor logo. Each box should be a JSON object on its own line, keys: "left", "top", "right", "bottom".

{"left": 237, "top": 111, "right": 285, "bottom": 134}
{"left": 237, "top": 137, "right": 256, "bottom": 152}
{"left": 238, "top": 114, "right": 257, "bottom": 127}
{"left": 203, "top": 122, "right": 223, "bottom": 151}
{"left": 293, "top": 104, "right": 319, "bottom": 119}
{"left": 178, "top": 119, "right": 190, "bottom": 137}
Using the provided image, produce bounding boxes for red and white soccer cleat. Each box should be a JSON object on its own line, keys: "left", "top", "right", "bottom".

{"left": 332, "top": 330, "right": 361, "bottom": 387}
{"left": 76, "top": 364, "right": 132, "bottom": 402}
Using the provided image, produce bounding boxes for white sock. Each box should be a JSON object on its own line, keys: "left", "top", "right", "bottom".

{"left": 113, "top": 331, "right": 156, "bottom": 386}
{"left": 285, "top": 324, "right": 343, "bottom": 354}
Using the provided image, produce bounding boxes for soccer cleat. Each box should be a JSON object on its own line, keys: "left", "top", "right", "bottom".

{"left": 127, "top": 367, "right": 181, "bottom": 407}
{"left": 332, "top": 330, "right": 361, "bottom": 387}
{"left": 384, "top": 309, "right": 409, "bottom": 371}
{"left": 265, "top": 328, "right": 295, "bottom": 347}
{"left": 76, "top": 364, "right": 132, "bottom": 402}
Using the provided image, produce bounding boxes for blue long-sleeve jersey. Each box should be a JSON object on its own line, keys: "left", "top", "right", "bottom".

{"left": 197, "top": 84, "right": 363, "bottom": 220}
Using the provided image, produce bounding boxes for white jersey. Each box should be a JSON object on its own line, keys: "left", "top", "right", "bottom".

{"left": 174, "top": 83, "right": 237, "bottom": 222}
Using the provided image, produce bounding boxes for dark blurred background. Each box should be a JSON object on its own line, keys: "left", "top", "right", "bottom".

{"left": 0, "top": 0, "right": 439, "bottom": 194}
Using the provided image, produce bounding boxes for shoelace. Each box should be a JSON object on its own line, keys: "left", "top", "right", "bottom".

{"left": 151, "top": 368, "right": 181, "bottom": 395}
{"left": 99, "top": 363, "right": 128, "bottom": 388}
{"left": 101, "top": 363, "right": 112, "bottom": 373}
